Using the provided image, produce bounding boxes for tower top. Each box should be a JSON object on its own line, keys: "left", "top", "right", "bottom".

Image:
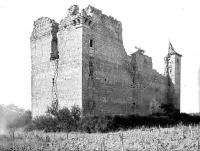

{"left": 30, "top": 17, "right": 58, "bottom": 41}
{"left": 59, "top": 5, "right": 122, "bottom": 32}
{"left": 168, "top": 41, "right": 182, "bottom": 57}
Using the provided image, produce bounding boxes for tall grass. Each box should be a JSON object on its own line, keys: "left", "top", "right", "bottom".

{"left": 1, "top": 125, "right": 200, "bottom": 150}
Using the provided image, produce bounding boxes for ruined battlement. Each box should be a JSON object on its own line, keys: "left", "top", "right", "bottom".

{"left": 59, "top": 5, "right": 93, "bottom": 31}
{"left": 31, "top": 5, "right": 123, "bottom": 41}
{"left": 85, "top": 5, "right": 121, "bottom": 27}
{"left": 31, "top": 17, "right": 58, "bottom": 41}
{"left": 58, "top": 5, "right": 122, "bottom": 40}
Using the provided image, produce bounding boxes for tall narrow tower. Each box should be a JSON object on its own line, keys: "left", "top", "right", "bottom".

{"left": 165, "top": 42, "right": 182, "bottom": 110}
{"left": 30, "top": 17, "right": 59, "bottom": 117}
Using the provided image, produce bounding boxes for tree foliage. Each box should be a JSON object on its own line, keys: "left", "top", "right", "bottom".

{"left": 0, "top": 104, "right": 32, "bottom": 130}
{"left": 32, "top": 104, "right": 81, "bottom": 132}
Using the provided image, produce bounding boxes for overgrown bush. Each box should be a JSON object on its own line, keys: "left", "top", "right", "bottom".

{"left": 80, "top": 115, "right": 113, "bottom": 133}
{"left": 3, "top": 103, "right": 200, "bottom": 133}
{"left": 31, "top": 104, "right": 81, "bottom": 132}
{"left": 32, "top": 115, "right": 58, "bottom": 132}
{"left": 25, "top": 102, "right": 200, "bottom": 133}
{"left": 56, "top": 107, "right": 81, "bottom": 132}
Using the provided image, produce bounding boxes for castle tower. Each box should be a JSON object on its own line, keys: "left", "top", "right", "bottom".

{"left": 80, "top": 5, "right": 128, "bottom": 115}
{"left": 60, "top": 5, "right": 129, "bottom": 116}
{"left": 57, "top": 5, "right": 94, "bottom": 116}
{"left": 30, "top": 5, "right": 127, "bottom": 118}
{"left": 30, "top": 17, "right": 59, "bottom": 117}
{"left": 165, "top": 42, "right": 182, "bottom": 110}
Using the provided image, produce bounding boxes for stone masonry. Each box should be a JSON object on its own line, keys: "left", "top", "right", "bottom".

{"left": 31, "top": 5, "right": 182, "bottom": 118}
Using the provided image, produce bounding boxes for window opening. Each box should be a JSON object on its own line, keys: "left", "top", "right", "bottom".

{"left": 89, "top": 39, "right": 93, "bottom": 48}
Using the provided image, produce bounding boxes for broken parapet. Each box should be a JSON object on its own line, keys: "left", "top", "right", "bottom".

{"left": 30, "top": 17, "right": 59, "bottom": 61}
{"left": 30, "top": 17, "right": 59, "bottom": 41}
{"left": 59, "top": 5, "right": 93, "bottom": 30}
{"left": 59, "top": 5, "right": 122, "bottom": 40}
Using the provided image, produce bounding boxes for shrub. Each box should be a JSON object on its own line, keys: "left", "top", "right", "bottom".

{"left": 70, "top": 105, "right": 81, "bottom": 130}
{"left": 32, "top": 104, "right": 82, "bottom": 132}
{"left": 56, "top": 107, "right": 74, "bottom": 132}
{"left": 32, "top": 115, "right": 58, "bottom": 132}
{"left": 70, "top": 105, "right": 81, "bottom": 122}
{"left": 27, "top": 101, "right": 200, "bottom": 133}
{"left": 80, "top": 115, "right": 113, "bottom": 133}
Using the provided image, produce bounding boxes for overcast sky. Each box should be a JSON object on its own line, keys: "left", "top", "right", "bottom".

{"left": 0, "top": 0, "right": 200, "bottom": 113}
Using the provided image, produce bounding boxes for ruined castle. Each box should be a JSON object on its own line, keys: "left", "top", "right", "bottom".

{"left": 31, "top": 5, "right": 182, "bottom": 118}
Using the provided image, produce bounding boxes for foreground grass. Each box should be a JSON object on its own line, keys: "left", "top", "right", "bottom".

{"left": 1, "top": 125, "right": 200, "bottom": 151}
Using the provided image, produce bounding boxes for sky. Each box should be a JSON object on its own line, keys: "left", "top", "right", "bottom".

{"left": 0, "top": 0, "right": 200, "bottom": 113}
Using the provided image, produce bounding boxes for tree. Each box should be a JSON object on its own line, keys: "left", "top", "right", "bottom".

{"left": 0, "top": 104, "right": 32, "bottom": 129}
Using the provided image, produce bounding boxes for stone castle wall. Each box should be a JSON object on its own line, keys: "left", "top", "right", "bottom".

{"left": 56, "top": 18, "right": 83, "bottom": 113}
{"left": 81, "top": 6, "right": 133, "bottom": 115}
{"left": 31, "top": 5, "right": 181, "bottom": 117}
{"left": 31, "top": 17, "right": 59, "bottom": 117}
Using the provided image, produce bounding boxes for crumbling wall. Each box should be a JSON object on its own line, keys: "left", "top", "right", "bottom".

{"left": 130, "top": 50, "right": 168, "bottom": 115}
{"left": 134, "top": 71, "right": 168, "bottom": 115}
{"left": 31, "top": 17, "right": 59, "bottom": 117}
{"left": 81, "top": 5, "right": 171, "bottom": 116}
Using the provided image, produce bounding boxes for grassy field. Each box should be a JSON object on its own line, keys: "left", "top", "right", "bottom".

{"left": 0, "top": 125, "right": 200, "bottom": 151}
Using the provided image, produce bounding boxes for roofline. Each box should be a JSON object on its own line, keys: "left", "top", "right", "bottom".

{"left": 170, "top": 52, "right": 182, "bottom": 57}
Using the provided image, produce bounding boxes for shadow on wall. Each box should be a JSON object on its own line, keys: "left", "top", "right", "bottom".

{"left": 198, "top": 66, "right": 200, "bottom": 112}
